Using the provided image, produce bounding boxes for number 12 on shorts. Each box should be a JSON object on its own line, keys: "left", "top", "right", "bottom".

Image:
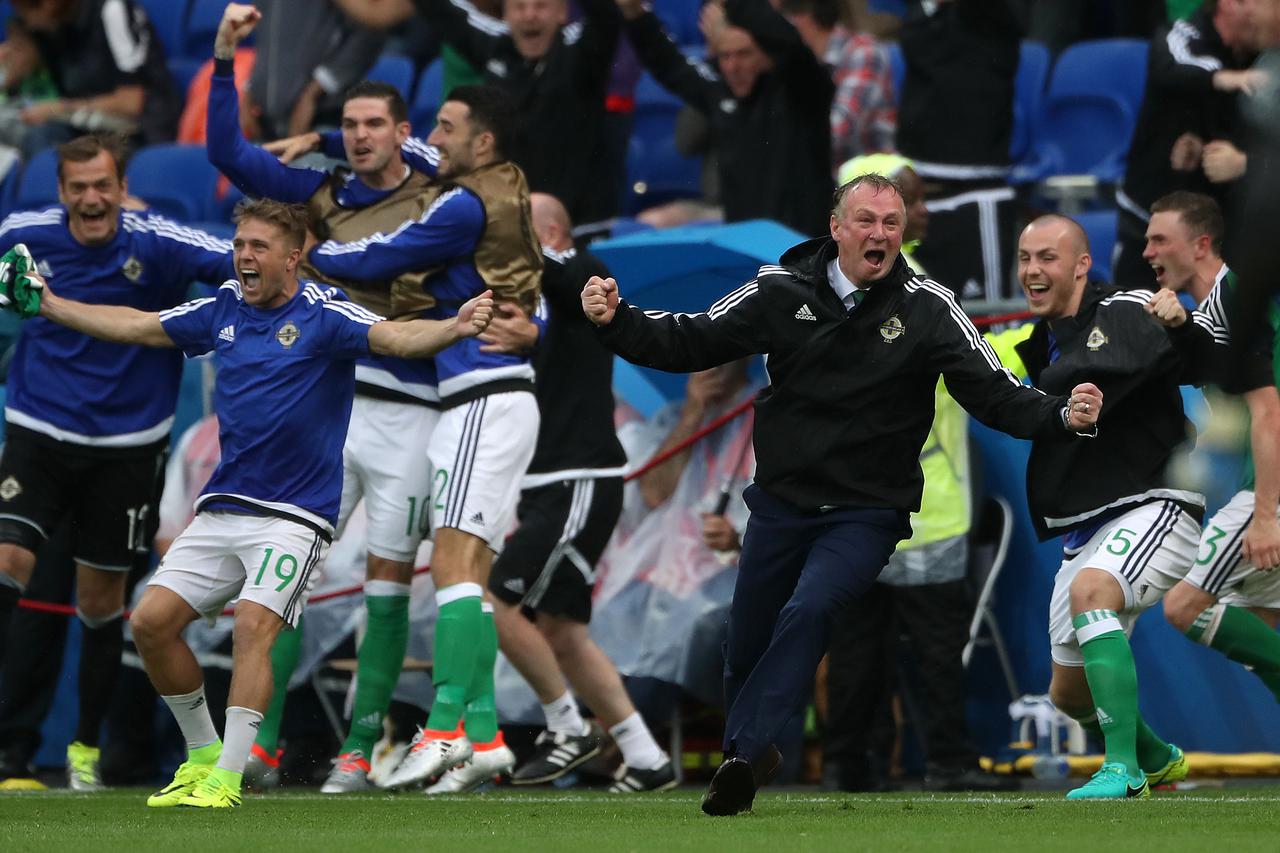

{"left": 254, "top": 547, "right": 299, "bottom": 592}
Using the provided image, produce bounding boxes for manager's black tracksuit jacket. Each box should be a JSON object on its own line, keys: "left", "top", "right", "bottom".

{"left": 1015, "top": 282, "right": 1211, "bottom": 541}
{"left": 596, "top": 237, "right": 1075, "bottom": 514}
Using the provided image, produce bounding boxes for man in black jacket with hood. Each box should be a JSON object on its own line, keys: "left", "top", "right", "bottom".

{"left": 582, "top": 174, "right": 1103, "bottom": 816}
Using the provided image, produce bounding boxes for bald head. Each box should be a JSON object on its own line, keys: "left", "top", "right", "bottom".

{"left": 1024, "top": 214, "right": 1089, "bottom": 256}
{"left": 531, "top": 192, "right": 572, "bottom": 251}
{"left": 1017, "top": 214, "right": 1092, "bottom": 319}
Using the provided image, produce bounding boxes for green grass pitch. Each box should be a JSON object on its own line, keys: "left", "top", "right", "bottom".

{"left": 3, "top": 787, "right": 1280, "bottom": 852}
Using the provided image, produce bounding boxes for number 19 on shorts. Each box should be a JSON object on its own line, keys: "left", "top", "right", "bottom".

{"left": 254, "top": 547, "right": 300, "bottom": 592}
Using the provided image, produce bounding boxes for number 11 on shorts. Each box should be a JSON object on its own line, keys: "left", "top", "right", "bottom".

{"left": 255, "top": 546, "right": 300, "bottom": 592}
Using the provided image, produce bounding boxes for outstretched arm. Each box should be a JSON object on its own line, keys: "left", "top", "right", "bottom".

{"left": 368, "top": 290, "right": 494, "bottom": 357}
{"left": 583, "top": 274, "right": 768, "bottom": 371}
{"left": 38, "top": 281, "right": 174, "bottom": 348}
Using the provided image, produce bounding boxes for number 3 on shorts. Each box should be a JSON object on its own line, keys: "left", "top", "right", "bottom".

{"left": 254, "top": 546, "right": 300, "bottom": 592}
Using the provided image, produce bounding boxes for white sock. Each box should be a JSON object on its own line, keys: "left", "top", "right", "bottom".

{"left": 217, "top": 706, "right": 264, "bottom": 775}
{"left": 609, "top": 711, "right": 666, "bottom": 770}
{"left": 541, "top": 690, "right": 589, "bottom": 737}
{"left": 161, "top": 686, "right": 220, "bottom": 751}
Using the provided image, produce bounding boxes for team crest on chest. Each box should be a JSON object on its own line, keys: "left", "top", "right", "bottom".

{"left": 121, "top": 256, "right": 143, "bottom": 282}
{"left": 276, "top": 321, "right": 301, "bottom": 348}
{"left": 879, "top": 315, "right": 905, "bottom": 342}
{"left": 0, "top": 476, "right": 21, "bottom": 501}
{"left": 1086, "top": 326, "right": 1108, "bottom": 351}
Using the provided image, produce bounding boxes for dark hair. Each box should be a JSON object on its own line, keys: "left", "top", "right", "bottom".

{"left": 56, "top": 133, "right": 129, "bottom": 183}
{"left": 1150, "top": 191, "right": 1225, "bottom": 255}
{"left": 776, "top": 0, "right": 840, "bottom": 30}
{"left": 232, "top": 198, "right": 308, "bottom": 250}
{"left": 342, "top": 79, "right": 409, "bottom": 124}
{"left": 447, "top": 84, "right": 520, "bottom": 160}
{"left": 831, "top": 173, "right": 904, "bottom": 219}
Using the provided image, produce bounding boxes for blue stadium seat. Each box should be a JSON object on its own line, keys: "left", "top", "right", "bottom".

{"left": 138, "top": 0, "right": 189, "bottom": 59}
{"left": 0, "top": 1, "right": 12, "bottom": 41}
{"left": 868, "top": 0, "right": 907, "bottom": 16}
{"left": 14, "top": 148, "right": 60, "bottom": 212}
{"left": 1009, "top": 40, "right": 1050, "bottom": 166}
{"left": 1077, "top": 208, "right": 1118, "bottom": 283}
{"left": 167, "top": 56, "right": 204, "bottom": 102}
{"left": 652, "top": 0, "right": 702, "bottom": 45}
{"left": 885, "top": 41, "right": 904, "bottom": 103}
{"left": 410, "top": 58, "right": 444, "bottom": 133}
{"left": 184, "top": 0, "right": 249, "bottom": 59}
{"left": 366, "top": 54, "right": 416, "bottom": 102}
{"left": 623, "top": 72, "right": 702, "bottom": 214}
{"left": 126, "top": 144, "right": 221, "bottom": 222}
{"left": 1016, "top": 38, "right": 1149, "bottom": 183}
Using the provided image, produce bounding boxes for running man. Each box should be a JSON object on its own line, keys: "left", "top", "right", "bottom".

{"left": 0, "top": 198, "right": 492, "bottom": 808}
{"left": 1012, "top": 214, "right": 1211, "bottom": 800}
{"left": 210, "top": 4, "right": 448, "bottom": 792}
{"left": 1142, "top": 191, "right": 1280, "bottom": 697}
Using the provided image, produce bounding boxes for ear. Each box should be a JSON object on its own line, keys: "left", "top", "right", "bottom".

{"left": 829, "top": 213, "right": 840, "bottom": 241}
{"left": 476, "top": 128, "right": 496, "bottom": 158}
{"left": 395, "top": 120, "right": 411, "bottom": 146}
{"left": 1077, "top": 251, "right": 1093, "bottom": 279}
{"left": 1193, "top": 234, "right": 1212, "bottom": 259}
{"left": 285, "top": 246, "right": 302, "bottom": 272}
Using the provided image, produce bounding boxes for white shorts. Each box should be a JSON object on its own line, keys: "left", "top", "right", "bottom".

{"left": 1049, "top": 501, "right": 1200, "bottom": 666}
{"left": 1185, "top": 490, "right": 1280, "bottom": 610}
{"left": 426, "top": 390, "right": 538, "bottom": 552}
{"left": 338, "top": 395, "right": 439, "bottom": 562}
{"left": 149, "top": 511, "right": 328, "bottom": 628}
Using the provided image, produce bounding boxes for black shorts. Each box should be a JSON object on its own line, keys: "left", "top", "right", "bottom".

{"left": 489, "top": 477, "right": 623, "bottom": 623}
{"left": 0, "top": 424, "right": 167, "bottom": 571}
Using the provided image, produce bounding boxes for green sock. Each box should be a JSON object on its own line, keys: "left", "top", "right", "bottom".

{"left": 188, "top": 740, "right": 222, "bottom": 766}
{"left": 1073, "top": 609, "right": 1141, "bottom": 777}
{"left": 462, "top": 605, "right": 499, "bottom": 744}
{"left": 425, "top": 587, "right": 484, "bottom": 732}
{"left": 255, "top": 614, "right": 304, "bottom": 755}
{"left": 1077, "top": 712, "right": 1171, "bottom": 772}
{"left": 340, "top": 586, "right": 411, "bottom": 756}
{"left": 1188, "top": 603, "right": 1280, "bottom": 700}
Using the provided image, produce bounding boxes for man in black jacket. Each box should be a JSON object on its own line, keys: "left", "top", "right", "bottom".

{"left": 896, "top": 0, "right": 1021, "bottom": 300}
{"left": 616, "top": 0, "right": 833, "bottom": 237}
{"left": 1013, "top": 214, "right": 1208, "bottom": 800}
{"left": 582, "top": 174, "right": 1102, "bottom": 815}
{"left": 1114, "top": 0, "right": 1259, "bottom": 288}
{"left": 412, "top": 0, "right": 621, "bottom": 226}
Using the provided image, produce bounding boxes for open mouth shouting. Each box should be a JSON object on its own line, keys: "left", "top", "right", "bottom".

{"left": 239, "top": 265, "right": 262, "bottom": 295}
{"left": 1149, "top": 263, "right": 1166, "bottom": 286}
{"left": 864, "top": 249, "right": 886, "bottom": 271}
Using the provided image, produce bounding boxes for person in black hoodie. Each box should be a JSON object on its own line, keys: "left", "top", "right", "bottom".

{"left": 896, "top": 0, "right": 1022, "bottom": 301}
{"left": 616, "top": 0, "right": 833, "bottom": 237}
{"left": 582, "top": 174, "right": 1103, "bottom": 816}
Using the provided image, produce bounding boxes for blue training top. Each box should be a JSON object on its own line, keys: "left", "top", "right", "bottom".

{"left": 159, "top": 279, "right": 381, "bottom": 534}
{"left": 0, "top": 208, "right": 231, "bottom": 446}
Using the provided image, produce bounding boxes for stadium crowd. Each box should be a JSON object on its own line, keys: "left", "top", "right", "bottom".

{"left": 0, "top": 0, "right": 1277, "bottom": 816}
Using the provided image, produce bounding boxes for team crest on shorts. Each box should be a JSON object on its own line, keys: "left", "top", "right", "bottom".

{"left": 1087, "top": 326, "right": 1109, "bottom": 351}
{"left": 0, "top": 476, "right": 21, "bottom": 501}
{"left": 879, "top": 315, "right": 905, "bottom": 342}
{"left": 276, "top": 321, "right": 301, "bottom": 348}
{"left": 121, "top": 256, "right": 143, "bottom": 282}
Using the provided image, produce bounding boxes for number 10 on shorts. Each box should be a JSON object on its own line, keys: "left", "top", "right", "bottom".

{"left": 254, "top": 547, "right": 299, "bottom": 592}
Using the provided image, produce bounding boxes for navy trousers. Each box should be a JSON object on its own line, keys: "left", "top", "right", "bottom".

{"left": 721, "top": 484, "right": 909, "bottom": 763}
